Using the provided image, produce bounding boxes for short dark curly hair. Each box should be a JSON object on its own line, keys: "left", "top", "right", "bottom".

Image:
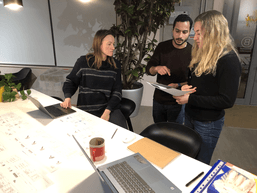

{"left": 173, "top": 14, "right": 193, "bottom": 30}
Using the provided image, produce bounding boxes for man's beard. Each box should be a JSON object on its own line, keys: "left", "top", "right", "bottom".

{"left": 173, "top": 37, "right": 188, "bottom": 46}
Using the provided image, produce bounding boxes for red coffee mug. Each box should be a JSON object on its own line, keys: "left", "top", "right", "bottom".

{"left": 89, "top": 137, "right": 105, "bottom": 162}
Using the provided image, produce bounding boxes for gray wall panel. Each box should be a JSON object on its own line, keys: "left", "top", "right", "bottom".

{"left": 50, "top": 0, "right": 116, "bottom": 67}
{"left": 0, "top": 0, "right": 55, "bottom": 65}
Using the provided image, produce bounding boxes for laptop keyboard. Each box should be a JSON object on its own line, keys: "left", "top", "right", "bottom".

{"left": 107, "top": 161, "right": 155, "bottom": 193}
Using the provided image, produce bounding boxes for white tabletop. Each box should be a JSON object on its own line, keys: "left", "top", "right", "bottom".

{"left": 0, "top": 89, "right": 211, "bottom": 193}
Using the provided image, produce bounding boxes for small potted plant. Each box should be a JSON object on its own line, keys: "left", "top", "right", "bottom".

{"left": 0, "top": 73, "right": 31, "bottom": 102}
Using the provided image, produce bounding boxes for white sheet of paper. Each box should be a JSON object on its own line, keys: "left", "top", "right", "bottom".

{"left": 147, "top": 82, "right": 190, "bottom": 96}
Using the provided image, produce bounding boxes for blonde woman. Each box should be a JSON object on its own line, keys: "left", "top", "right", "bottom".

{"left": 174, "top": 10, "right": 241, "bottom": 164}
{"left": 61, "top": 29, "right": 127, "bottom": 129}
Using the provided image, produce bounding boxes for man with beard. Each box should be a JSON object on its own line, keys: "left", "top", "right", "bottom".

{"left": 146, "top": 14, "right": 193, "bottom": 124}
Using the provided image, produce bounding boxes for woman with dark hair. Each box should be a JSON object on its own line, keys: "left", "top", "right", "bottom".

{"left": 61, "top": 29, "right": 127, "bottom": 129}
{"left": 174, "top": 10, "right": 241, "bottom": 164}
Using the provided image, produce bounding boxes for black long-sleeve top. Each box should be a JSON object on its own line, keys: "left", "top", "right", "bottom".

{"left": 186, "top": 51, "right": 242, "bottom": 121}
{"left": 63, "top": 55, "right": 122, "bottom": 117}
{"left": 146, "top": 39, "right": 192, "bottom": 105}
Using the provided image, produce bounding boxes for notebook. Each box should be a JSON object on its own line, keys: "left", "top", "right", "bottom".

{"left": 72, "top": 135, "right": 181, "bottom": 193}
{"left": 28, "top": 96, "right": 76, "bottom": 119}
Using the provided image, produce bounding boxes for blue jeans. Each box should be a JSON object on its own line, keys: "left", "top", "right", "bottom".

{"left": 176, "top": 104, "right": 185, "bottom": 125}
{"left": 185, "top": 113, "right": 224, "bottom": 164}
{"left": 153, "top": 99, "right": 182, "bottom": 123}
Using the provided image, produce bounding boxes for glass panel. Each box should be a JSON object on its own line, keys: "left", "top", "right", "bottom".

{"left": 232, "top": 0, "right": 257, "bottom": 98}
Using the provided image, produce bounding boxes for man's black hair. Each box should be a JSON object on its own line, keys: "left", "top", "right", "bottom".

{"left": 173, "top": 14, "right": 193, "bottom": 30}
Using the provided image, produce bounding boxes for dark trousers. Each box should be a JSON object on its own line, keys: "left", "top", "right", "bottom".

{"left": 152, "top": 99, "right": 182, "bottom": 123}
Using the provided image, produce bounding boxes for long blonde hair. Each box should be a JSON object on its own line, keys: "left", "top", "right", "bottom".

{"left": 86, "top": 29, "right": 117, "bottom": 69}
{"left": 189, "top": 10, "right": 239, "bottom": 76}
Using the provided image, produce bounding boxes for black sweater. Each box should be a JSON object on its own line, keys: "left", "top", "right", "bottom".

{"left": 186, "top": 51, "right": 242, "bottom": 121}
{"left": 146, "top": 39, "right": 192, "bottom": 105}
{"left": 63, "top": 55, "right": 122, "bottom": 116}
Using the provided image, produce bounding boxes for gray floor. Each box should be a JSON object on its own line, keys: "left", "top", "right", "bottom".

{"left": 130, "top": 106, "right": 257, "bottom": 175}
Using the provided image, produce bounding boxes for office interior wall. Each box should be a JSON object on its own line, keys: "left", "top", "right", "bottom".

{"left": 50, "top": 0, "right": 116, "bottom": 67}
{"left": 0, "top": 0, "right": 55, "bottom": 66}
{"left": 0, "top": 0, "right": 115, "bottom": 67}
{"left": 0, "top": 0, "right": 115, "bottom": 104}
{"left": 213, "top": 0, "right": 225, "bottom": 12}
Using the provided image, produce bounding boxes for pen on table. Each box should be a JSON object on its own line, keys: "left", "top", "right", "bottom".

{"left": 111, "top": 128, "right": 118, "bottom": 139}
{"left": 185, "top": 171, "right": 204, "bottom": 187}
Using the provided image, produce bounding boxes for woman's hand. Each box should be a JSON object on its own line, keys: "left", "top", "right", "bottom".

{"left": 181, "top": 85, "right": 197, "bottom": 93}
{"left": 101, "top": 109, "right": 111, "bottom": 121}
{"left": 173, "top": 85, "right": 197, "bottom": 105}
{"left": 60, "top": 98, "right": 71, "bottom": 109}
{"left": 173, "top": 94, "right": 190, "bottom": 105}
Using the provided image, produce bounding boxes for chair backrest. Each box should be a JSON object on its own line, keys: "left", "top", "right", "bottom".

{"left": 119, "top": 98, "right": 136, "bottom": 132}
{"left": 12, "top": 68, "right": 32, "bottom": 90}
{"left": 119, "top": 98, "right": 136, "bottom": 119}
{"left": 140, "top": 122, "right": 202, "bottom": 158}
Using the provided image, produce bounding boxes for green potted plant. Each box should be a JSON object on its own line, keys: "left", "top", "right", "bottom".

{"left": 0, "top": 73, "right": 31, "bottom": 102}
{"left": 110, "top": 0, "right": 180, "bottom": 116}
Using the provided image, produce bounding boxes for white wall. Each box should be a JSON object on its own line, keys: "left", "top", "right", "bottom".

{"left": 50, "top": 0, "right": 116, "bottom": 67}
{"left": 213, "top": 0, "right": 225, "bottom": 12}
{"left": 0, "top": 0, "right": 54, "bottom": 65}
{"left": 0, "top": 0, "right": 115, "bottom": 67}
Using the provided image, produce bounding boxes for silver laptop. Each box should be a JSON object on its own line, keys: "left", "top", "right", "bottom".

{"left": 72, "top": 135, "right": 181, "bottom": 193}
{"left": 28, "top": 96, "right": 76, "bottom": 119}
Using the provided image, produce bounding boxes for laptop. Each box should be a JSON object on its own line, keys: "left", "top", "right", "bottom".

{"left": 28, "top": 96, "right": 76, "bottom": 119}
{"left": 72, "top": 135, "right": 181, "bottom": 193}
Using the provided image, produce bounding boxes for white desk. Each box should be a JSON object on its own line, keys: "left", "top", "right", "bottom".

{"left": 0, "top": 89, "right": 211, "bottom": 193}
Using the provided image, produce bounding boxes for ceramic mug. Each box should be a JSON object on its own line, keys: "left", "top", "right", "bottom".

{"left": 89, "top": 137, "right": 105, "bottom": 162}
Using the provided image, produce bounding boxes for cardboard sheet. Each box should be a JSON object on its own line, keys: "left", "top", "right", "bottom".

{"left": 128, "top": 137, "right": 180, "bottom": 168}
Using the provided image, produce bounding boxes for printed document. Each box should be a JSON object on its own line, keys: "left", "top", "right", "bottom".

{"left": 147, "top": 82, "right": 190, "bottom": 96}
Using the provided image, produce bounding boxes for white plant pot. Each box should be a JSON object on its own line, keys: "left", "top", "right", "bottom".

{"left": 122, "top": 82, "right": 143, "bottom": 118}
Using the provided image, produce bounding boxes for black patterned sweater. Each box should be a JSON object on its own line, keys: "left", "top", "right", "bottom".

{"left": 63, "top": 55, "right": 122, "bottom": 117}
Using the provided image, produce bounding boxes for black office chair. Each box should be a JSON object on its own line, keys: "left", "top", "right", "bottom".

{"left": 120, "top": 98, "right": 136, "bottom": 132}
{"left": 12, "top": 68, "right": 32, "bottom": 90}
{"left": 140, "top": 122, "right": 202, "bottom": 158}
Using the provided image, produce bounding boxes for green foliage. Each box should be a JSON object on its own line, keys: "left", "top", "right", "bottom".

{"left": 2, "top": 91, "right": 17, "bottom": 102}
{"left": 111, "top": 0, "right": 180, "bottom": 89}
{"left": 0, "top": 74, "right": 31, "bottom": 102}
{"left": 27, "top": 89, "right": 31, "bottom": 95}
